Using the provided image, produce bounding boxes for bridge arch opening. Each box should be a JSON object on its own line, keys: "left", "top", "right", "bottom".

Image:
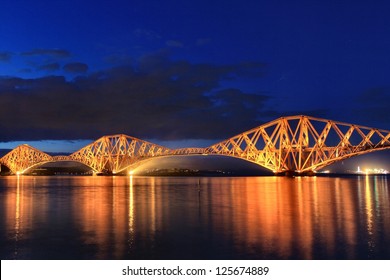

{"left": 126, "top": 155, "right": 273, "bottom": 176}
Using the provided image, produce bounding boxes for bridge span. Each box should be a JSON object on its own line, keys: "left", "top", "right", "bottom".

{"left": 1, "top": 115, "right": 390, "bottom": 175}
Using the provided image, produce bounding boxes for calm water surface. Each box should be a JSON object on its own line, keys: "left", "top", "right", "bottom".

{"left": 0, "top": 175, "right": 389, "bottom": 260}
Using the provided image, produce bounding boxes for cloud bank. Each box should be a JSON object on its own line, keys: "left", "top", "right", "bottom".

{"left": 0, "top": 52, "right": 271, "bottom": 142}
{"left": 21, "top": 49, "right": 71, "bottom": 58}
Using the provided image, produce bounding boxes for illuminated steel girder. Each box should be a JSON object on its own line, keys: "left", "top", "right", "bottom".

{"left": 204, "top": 115, "right": 390, "bottom": 173}
{"left": 2, "top": 116, "right": 390, "bottom": 175}
{"left": 172, "top": 147, "right": 206, "bottom": 155}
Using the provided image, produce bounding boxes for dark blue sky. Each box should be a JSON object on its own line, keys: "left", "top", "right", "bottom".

{"left": 1, "top": 0, "right": 390, "bottom": 155}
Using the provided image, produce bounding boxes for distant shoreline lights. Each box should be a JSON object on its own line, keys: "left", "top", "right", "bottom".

{"left": 356, "top": 166, "right": 389, "bottom": 175}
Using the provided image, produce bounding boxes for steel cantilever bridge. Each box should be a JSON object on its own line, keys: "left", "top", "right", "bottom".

{"left": 1, "top": 115, "right": 390, "bottom": 175}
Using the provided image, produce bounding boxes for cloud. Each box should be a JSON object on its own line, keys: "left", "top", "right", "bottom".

{"left": 0, "top": 52, "right": 271, "bottom": 142}
{"left": 166, "top": 40, "right": 184, "bottom": 48}
{"left": 38, "top": 63, "right": 60, "bottom": 72}
{"left": 0, "top": 52, "right": 12, "bottom": 62}
{"left": 21, "top": 49, "right": 71, "bottom": 58}
{"left": 63, "top": 62, "right": 88, "bottom": 73}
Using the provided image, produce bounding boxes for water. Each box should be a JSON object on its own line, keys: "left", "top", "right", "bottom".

{"left": 0, "top": 175, "right": 389, "bottom": 260}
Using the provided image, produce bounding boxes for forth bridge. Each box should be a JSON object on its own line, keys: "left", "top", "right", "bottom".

{"left": 1, "top": 115, "right": 390, "bottom": 175}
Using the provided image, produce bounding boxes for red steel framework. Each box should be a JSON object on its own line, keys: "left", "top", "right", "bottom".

{"left": 1, "top": 116, "right": 390, "bottom": 175}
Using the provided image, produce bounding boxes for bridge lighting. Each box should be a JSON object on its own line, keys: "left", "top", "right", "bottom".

{"left": 16, "top": 171, "right": 21, "bottom": 176}
{"left": 129, "top": 170, "right": 134, "bottom": 175}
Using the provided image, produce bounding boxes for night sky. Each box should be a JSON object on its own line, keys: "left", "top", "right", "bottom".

{"left": 1, "top": 0, "right": 390, "bottom": 160}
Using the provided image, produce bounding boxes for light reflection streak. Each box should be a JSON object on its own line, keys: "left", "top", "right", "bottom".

{"left": 14, "top": 175, "right": 21, "bottom": 258}
{"left": 297, "top": 177, "right": 304, "bottom": 220}
{"left": 151, "top": 177, "right": 156, "bottom": 238}
{"left": 364, "top": 175, "right": 380, "bottom": 260}
{"left": 365, "top": 175, "right": 374, "bottom": 237}
{"left": 311, "top": 176, "right": 319, "bottom": 222}
{"left": 373, "top": 176, "right": 379, "bottom": 214}
{"left": 384, "top": 176, "right": 389, "bottom": 203}
{"left": 128, "top": 175, "right": 134, "bottom": 250}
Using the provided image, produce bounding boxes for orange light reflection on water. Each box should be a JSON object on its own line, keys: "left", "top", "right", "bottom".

{"left": 1, "top": 175, "right": 390, "bottom": 259}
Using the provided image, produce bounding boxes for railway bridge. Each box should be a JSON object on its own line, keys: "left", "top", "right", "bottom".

{"left": 1, "top": 115, "right": 390, "bottom": 175}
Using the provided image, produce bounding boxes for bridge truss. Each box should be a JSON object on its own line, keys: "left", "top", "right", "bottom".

{"left": 205, "top": 116, "right": 390, "bottom": 174}
{"left": 1, "top": 116, "right": 390, "bottom": 175}
{"left": 0, "top": 144, "right": 52, "bottom": 175}
{"left": 0, "top": 135, "right": 173, "bottom": 174}
{"left": 68, "top": 134, "right": 172, "bottom": 174}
